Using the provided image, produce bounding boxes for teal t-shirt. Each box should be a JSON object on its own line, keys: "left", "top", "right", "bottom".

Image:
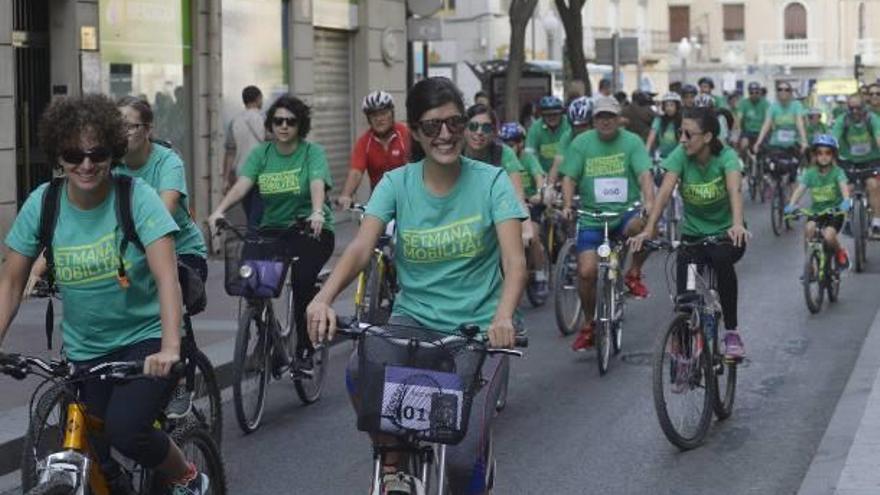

{"left": 832, "top": 114, "right": 880, "bottom": 164}
{"left": 5, "top": 179, "right": 179, "bottom": 361}
{"left": 116, "top": 144, "right": 207, "bottom": 258}
{"left": 768, "top": 101, "right": 804, "bottom": 148}
{"left": 737, "top": 98, "right": 769, "bottom": 134}
{"left": 518, "top": 151, "right": 545, "bottom": 198}
{"left": 559, "top": 129, "right": 651, "bottom": 229}
{"left": 651, "top": 117, "right": 679, "bottom": 158}
{"left": 662, "top": 145, "right": 743, "bottom": 237}
{"left": 364, "top": 158, "right": 527, "bottom": 333}
{"left": 525, "top": 117, "right": 572, "bottom": 172}
{"left": 239, "top": 141, "right": 335, "bottom": 231}
{"left": 799, "top": 165, "right": 847, "bottom": 212}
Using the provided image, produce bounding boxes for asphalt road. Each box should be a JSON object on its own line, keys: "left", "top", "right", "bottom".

{"left": 197, "top": 200, "right": 880, "bottom": 494}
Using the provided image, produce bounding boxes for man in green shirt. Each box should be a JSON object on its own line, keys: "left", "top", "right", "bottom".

{"left": 832, "top": 94, "right": 880, "bottom": 235}
{"left": 547, "top": 96, "right": 593, "bottom": 187}
{"left": 559, "top": 96, "right": 655, "bottom": 351}
{"left": 868, "top": 83, "right": 880, "bottom": 119}
{"left": 735, "top": 82, "right": 769, "bottom": 154}
{"left": 525, "top": 95, "right": 572, "bottom": 173}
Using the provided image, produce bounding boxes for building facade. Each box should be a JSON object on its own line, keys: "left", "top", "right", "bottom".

{"left": 0, "top": 0, "right": 407, "bottom": 240}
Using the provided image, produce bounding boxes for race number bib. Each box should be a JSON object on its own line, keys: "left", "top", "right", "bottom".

{"left": 381, "top": 366, "right": 464, "bottom": 432}
{"left": 851, "top": 142, "right": 872, "bottom": 156}
{"left": 775, "top": 129, "right": 796, "bottom": 144}
{"left": 594, "top": 178, "right": 628, "bottom": 203}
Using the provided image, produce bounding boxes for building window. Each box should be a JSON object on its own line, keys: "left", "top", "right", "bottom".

{"left": 723, "top": 4, "right": 745, "bottom": 41}
{"left": 859, "top": 2, "right": 866, "bottom": 39}
{"left": 669, "top": 6, "right": 690, "bottom": 43}
{"left": 783, "top": 2, "right": 807, "bottom": 40}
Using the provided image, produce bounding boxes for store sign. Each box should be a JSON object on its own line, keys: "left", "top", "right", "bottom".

{"left": 314, "top": 0, "right": 359, "bottom": 30}
{"left": 99, "top": 0, "right": 192, "bottom": 65}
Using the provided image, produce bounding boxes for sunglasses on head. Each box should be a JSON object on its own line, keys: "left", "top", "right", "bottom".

{"left": 416, "top": 115, "right": 467, "bottom": 138}
{"left": 272, "top": 116, "right": 298, "bottom": 127}
{"left": 60, "top": 147, "right": 112, "bottom": 165}
{"left": 467, "top": 122, "right": 494, "bottom": 134}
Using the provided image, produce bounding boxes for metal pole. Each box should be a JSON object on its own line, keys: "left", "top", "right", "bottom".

{"left": 531, "top": 14, "right": 536, "bottom": 60}
{"left": 612, "top": 33, "right": 620, "bottom": 91}
{"left": 423, "top": 42, "right": 430, "bottom": 79}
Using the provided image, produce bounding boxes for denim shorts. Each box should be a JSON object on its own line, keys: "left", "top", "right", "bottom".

{"left": 576, "top": 209, "right": 640, "bottom": 254}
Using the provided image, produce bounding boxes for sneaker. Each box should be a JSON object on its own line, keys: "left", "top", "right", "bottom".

{"left": 165, "top": 383, "right": 193, "bottom": 420}
{"left": 371, "top": 472, "right": 424, "bottom": 495}
{"left": 723, "top": 331, "right": 745, "bottom": 361}
{"left": 571, "top": 322, "right": 595, "bottom": 352}
{"left": 624, "top": 273, "right": 650, "bottom": 299}
{"left": 836, "top": 248, "right": 850, "bottom": 270}
{"left": 294, "top": 350, "right": 315, "bottom": 379}
{"left": 171, "top": 472, "right": 209, "bottom": 495}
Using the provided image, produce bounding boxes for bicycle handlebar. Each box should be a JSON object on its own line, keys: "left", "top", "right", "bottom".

{"left": 577, "top": 203, "right": 642, "bottom": 219}
{"left": 0, "top": 353, "right": 184, "bottom": 382}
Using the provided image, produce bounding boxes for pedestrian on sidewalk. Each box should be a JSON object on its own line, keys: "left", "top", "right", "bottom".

{"left": 222, "top": 85, "right": 266, "bottom": 228}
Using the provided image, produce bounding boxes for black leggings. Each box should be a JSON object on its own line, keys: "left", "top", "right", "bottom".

{"left": 74, "top": 338, "right": 174, "bottom": 469}
{"left": 676, "top": 236, "right": 746, "bottom": 330}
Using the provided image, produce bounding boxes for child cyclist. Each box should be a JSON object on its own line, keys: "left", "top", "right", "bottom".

{"left": 785, "top": 134, "right": 851, "bottom": 269}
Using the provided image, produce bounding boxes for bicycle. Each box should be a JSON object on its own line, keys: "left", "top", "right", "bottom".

{"left": 217, "top": 219, "right": 330, "bottom": 434}
{"left": 761, "top": 148, "right": 799, "bottom": 236}
{"left": 741, "top": 148, "right": 762, "bottom": 203}
{"left": 785, "top": 208, "right": 845, "bottom": 313}
{"left": 3, "top": 354, "right": 227, "bottom": 494}
{"left": 840, "top": 163, "right": 880, "bottom": 272}
{"left": 649, "top": 236, "right": 738, "bottom": 450}
{"left": 551, "top": 198, "right": 583, "bottom": 337}
{"left": 349, "top": 204, "right": 397, "bottom": 324}
{"left": 335, "top": 317, "right": 526, "bottom": 495}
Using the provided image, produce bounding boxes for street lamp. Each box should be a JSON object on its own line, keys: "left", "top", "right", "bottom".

{"left": 677, "top": 37, "right": 692, "bottom": 83}
{"left": 542, "top": 11, "right": 561, "bottom": 60}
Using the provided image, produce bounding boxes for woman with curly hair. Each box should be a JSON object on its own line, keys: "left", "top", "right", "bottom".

{"left": 0, "top": 93, "right": 210, "bottom": 493}
{"left": 209, "top": 94, "right": 335, "bottom": 370}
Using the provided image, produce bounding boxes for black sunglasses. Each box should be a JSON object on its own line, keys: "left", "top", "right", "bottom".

{"left": 870, "top": 92, "right": 880, "bottom": 97}
{"left": 467, "top": 122, "right": 494, "bottom": 134}
{"left": 749, "top": 91, "right": 761, "bottom": 95}
{"left": 417, "top": 115, "right": 467, "bottom": 138}
{"left": 60, "top": 147, "right": 112, "bottom": 165}
{"left": 272, "top": 117, "right": 298, "bottom": 127}
{"left": 776, "top": 87, "right": 792, "bottom": 93}
{"left": 680, "top": 129, "right": 705, "bottom": 141}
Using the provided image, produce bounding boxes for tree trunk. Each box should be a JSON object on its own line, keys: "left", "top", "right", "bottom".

{"left": 505, "top": 0, "right": 539, "bottom": 121}
{"left": 554, "top": 0, "right": 591, "bottom": 96}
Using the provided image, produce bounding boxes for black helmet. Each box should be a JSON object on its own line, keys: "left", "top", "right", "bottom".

{"left": 698, "top": 77, "right": 715, "bottom": 89}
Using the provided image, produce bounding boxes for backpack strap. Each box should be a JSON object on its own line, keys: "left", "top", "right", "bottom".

{"left": 113, "top": 175, "right": 143, "bottom": 289}
{"left": 37, "top": 178, "right": 64, "bottom": 350}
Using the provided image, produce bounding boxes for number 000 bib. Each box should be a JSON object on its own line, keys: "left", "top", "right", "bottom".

{"left": 594, "top": 177, "right": 628, "bottom": 203}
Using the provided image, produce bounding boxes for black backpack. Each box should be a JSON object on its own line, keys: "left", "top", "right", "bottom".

{"left": 36, "top": 175, "right": 142, "bottom": 349}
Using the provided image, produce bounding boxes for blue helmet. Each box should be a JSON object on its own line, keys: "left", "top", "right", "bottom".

{"left": 680, "top": 84, "right": 698, "bottom": 96}
{"left": 539, "top": 95, "right": 563, "bottom": 111}
{"left": 567, "top": 97, "right": 593, "bottom": 126}
{"left": 811, "top": 134, "right": 839, "bottom": 152}
{"left": 499, "top": 122, "right": 525, "bottom": 142}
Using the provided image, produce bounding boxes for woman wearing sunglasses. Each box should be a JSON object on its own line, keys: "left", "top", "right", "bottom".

{"left": 0, "top": 94, "right": 210, "bottom": 493}
{"left": 462, "top": 104, "right": 526, "bottom": 197}
{"left": 631, "top": 107, "right": 749, "bottom": 361}
{"left": 752, "top": 81, "right": 808, "bottom": 156}
{"left": 209, "top": 94, "right": 334, "bottom": 369}
{"left": 306, "top": 77, "right": 527, "bottom": 494}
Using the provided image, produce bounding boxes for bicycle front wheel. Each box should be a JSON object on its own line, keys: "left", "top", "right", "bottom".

{"left": 711, "top": 325, "right": 738, "bottom": 421}
{"left": 553, "top": 240, "right": 582, "bottom": 336}
{"left": 232, "top": 303, "right": 270, "bottom": 434}
{"left": 770, "top": 184, "right": 784, "bottom": 236}
{"left": 595, "top": 269, "right": 613, "bottom": 376}
{"left": 366, "top": 256, "right": 392, "bottom": 325}
{"left": 21, "top": 384, "right": 73, "bottom": 491}
{"left": 186, "top": 348, "right": 223, "bottom": 445}
{"left": 853, "top": 201, "right": 867, "bottom": 272}
{"left": 803, "top": 250, "right": 824, "bottom": 314}
{"left": 652, "top": 313, "right": 714, "bottom": 450}
{"left": 25, "top": 476, "right": 76, "bottom": 495}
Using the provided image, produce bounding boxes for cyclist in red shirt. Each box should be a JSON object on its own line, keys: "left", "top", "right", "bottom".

{"left": 337, "top": 91, "right": 411, "bottom": 209}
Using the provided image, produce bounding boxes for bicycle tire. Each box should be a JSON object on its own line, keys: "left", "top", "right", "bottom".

{"left": 711, "top": 320, "right": 737, "bottom": 420}
{"left": 746, "top": 156, "right": 758, "bottom": 202}
{"left": 294, "top": 341, "right": 328, "bottom": 405}
{"left": 25, "top": 476, "right": 76, "bottom": 495}
{"left": 185, "top": 348, "right": 223, "bottom": 446}
{"left": 595, "top": 269, "right": 613, "bottom": 376}
{"left": 495, "top": 355, "right": 510, "bottom": 413}
{"left": 652, "top": 313, "right": 714, "bottom": 451}
{"left": 366, "top": 255, "right": 392, "bottom": 325}
{"left": 525, "top": 241, "right": 551, "bottom": 307}
{"left": 771, "top": 184, "right": 784, "bottom": 236}
{"left": 354, "top": 261, "right": 373, "bottom": 322}
{"left": 21, "top": 384, "right": 74, "bottom": 491}
{"left": 169, "top": 418, "right": 228, "bottom": 495}
{"left": 232, "top": 304, "right": 270, "bottom": 434}
{"left": 827, "top": 252, "right": 841, "bottom": 302}
{"left": 854, "top": 201, "right": 867, "bottom": 272}
{"left": 803, "top": 250, "right": 824, "bottom": 314}
{"left": 553, "top": 240, "right": 582, "bottom": 336}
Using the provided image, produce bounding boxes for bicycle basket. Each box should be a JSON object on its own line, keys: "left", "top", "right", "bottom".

{"left": 356, "top": 325, "right": 486, "bottom": 445}
{"left": 223, "top": 233, "right": 289, "bottom": 298}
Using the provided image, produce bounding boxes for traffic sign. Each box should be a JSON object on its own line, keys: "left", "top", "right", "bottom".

{"left": 407, "top": 17, "right": 443, "bottom": 41}
{"left": 594, "top": 37, "right": 639, "bottom": 65}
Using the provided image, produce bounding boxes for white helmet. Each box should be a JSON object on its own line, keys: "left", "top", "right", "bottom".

{"left": 660, "top": 92, "right": 682, "bottom": 104}
{"left": 362, "top": 90, "right": 394, "bottom": 113}
{"left": 694, "top": 94, "right": 715, "bottom": 108}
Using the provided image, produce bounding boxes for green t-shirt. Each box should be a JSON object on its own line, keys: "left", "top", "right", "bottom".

{"left": 713, "top": 94, "right": 729, "bottom": 111}
{"left": 525, "top": 117, "right": 572, "bottom": 173}
{"left": 5, "top": 179, "right": 179, "bottom": 361}
{"left": 768, "top": 101, "right": 804, "bottom": 148}
{"left": 805, "top": 122, "right": 828, "bottom": 144}
{"left": 559, "top": 129, "right": 651, "bottom": 229}
{"left": 651, "top": 117, "right": 679, "bottom": 158}
{"left": 240, "top": 141, "right": 334, "bottom": 231}
{"left": 364, "top": 158, "right": 527, "bottom": 333}
{"left": 799, "top": 165, "right": 847, "bottom": 212}
{"left": 116, "top": 144, "right": 207, "bottom": 258}
{"left": 518, "top": 151, "right": 545, "bottom": 198}
{"left": 737, "top": 98, "right": 769, "bottom": 134}
{"left": 832, "top": 114, "right": 880, "bottom": 164}
{"left": 662, "top": 145, "right": 742, "bottom": 237}
{"left": 832, "top": 106, "right": 847, "bottom": 122}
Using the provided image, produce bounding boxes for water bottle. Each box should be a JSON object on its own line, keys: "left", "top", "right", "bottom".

{"left": 702, "top": 311, "right": 717, "bottom": 342}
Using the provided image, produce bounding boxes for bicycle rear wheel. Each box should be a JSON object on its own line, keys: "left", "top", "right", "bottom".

{"left": 771, "top": 183, "right": 784, "bottom": 236}
{"left": 803, "top": 250, "right": 824, "bottom": 314}
{"left": 232, "top": 303, "right": 270, "bottom": 434}
{"left": 21, "top": 384, "right": 74, "bottom": 491}
{"left": 595, "top": 270, "right": 613, "bottom": 376}
{"left": 652, "top": 313, "right": 714, "bottom": 450}
{"left": 553, "top": 240, "right": 582, "bottom": 336}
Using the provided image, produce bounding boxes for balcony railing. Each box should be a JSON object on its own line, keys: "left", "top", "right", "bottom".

{"left": 856, "top": 38, "right": 880, "bottom": 65}
{"left": 758, "top": 39, "right": 822, "bottom": 66}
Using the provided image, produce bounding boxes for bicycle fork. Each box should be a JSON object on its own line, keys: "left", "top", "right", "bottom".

{"left": 38, "top": 403, "right": 111, "bottom": 495}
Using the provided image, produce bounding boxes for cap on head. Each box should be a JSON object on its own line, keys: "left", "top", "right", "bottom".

{"left": 593, "top": 96, "right": 621, "bottom": 116}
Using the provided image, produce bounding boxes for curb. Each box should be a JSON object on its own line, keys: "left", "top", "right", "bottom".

{"left": 798, "top": 305, "right": 880, "bottom": 494}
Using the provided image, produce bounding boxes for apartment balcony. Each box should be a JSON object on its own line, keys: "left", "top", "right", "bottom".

{"left": 758, "top": 39, "right": 822, "bottom": 66}
{"left": 856, "top": 38, "right": 880, "bottom": 65}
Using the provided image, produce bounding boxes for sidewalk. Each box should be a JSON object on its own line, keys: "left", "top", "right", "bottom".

{"left": 799, "top": 305, "right": 880, "bottom": 495}
{"left": 0, "top": 218, "right": 361, "bottom": 481}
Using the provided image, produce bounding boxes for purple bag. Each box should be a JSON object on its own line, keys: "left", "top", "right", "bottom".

{"left": 225, "top": 259, "right": 289, "bottom": 298}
